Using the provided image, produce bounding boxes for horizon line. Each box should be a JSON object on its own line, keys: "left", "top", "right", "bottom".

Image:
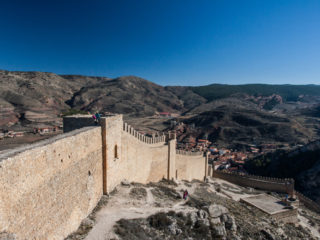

{"left": 1, "top": 68, "right": 319, "bottom": 87}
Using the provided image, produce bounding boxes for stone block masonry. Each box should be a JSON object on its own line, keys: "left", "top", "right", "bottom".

{"left": 63, "top": 114, "right": 97, "bottom": 133}
{"left": 240, "top": 194, "right": 298, "bottom": 223}
{"left": 3, "top": 114, "right": 313, "bottom": 239}
{"left": 0, "top": 114, "right": 207, "bottom": 239}
{"left": 176, "top": 152, "right": 207, "bottom": 181}
{"left": 294, "top": 191, "right": 320, "bottom": 213}
{"left": 0, "top": 127, "right": 103, "bottom": 240}
{"left": 212, "top": 169, "right": 294, "bottom": 193}
{"left": 211, "top": 167, "right": 320, "bottom": 213}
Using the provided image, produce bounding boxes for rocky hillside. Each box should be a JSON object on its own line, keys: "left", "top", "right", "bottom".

{"left": 180, "top": 105, "right": 314, "bottom": 149}
{"left": 0, "top": 71, "right": 202, "bottom": 130}
{"left": 0, "top": 70, "right": 104, "bottom": 129}
{"left": 1, "top": 70, "right": 320, "bottom": 148}
{"left": 66, "top": 76, "right": 188, "bottom": 116}
{"left": 191, "top": 83, "right": 320, "bottom": 102}
{"left": 65, "top": 179, "right": 320, "bottom": 240}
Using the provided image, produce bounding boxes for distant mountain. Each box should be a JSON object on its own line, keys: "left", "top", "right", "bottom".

{"left": 66, "top": 76, "right": 187, "bottom": 116}
{"left": 1, "top": 69, "right": 320, "bottom": 204}
{"left": 178, "top": 102, "right": 314, "bottom": 149}
{"left": 0, "top": 71, "right": 203, "bottom": 130}
{"left": 191, "top": 83, "right": 320, "bottom": 102}
{"left": 1, "top": 70, "right": 320, "bottom": 147}
{"left": 0, "top": 70, "right": 104, "bottom": 129}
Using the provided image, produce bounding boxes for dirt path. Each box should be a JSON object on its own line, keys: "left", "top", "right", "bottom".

{"left": 85, "top": 182, "right": 198, "bottom": 240}
{"left": 85, "top": 179, "right": 262, "bottom": 240}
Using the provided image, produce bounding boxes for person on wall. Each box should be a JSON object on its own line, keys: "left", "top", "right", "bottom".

{"left": 92, "top": 113, "right": 97, "bottom": 122}
{"left": 95, "top": 112, "right": 101, "bottom": 122}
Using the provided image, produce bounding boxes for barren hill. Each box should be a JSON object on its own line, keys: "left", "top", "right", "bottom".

{"left": 1, "top": 69, "right": 320, "bottom": 149}
{"left": 66, "top": 76, "right": 187, "bottom": 116}
{"left": 0, "top": 70, "right": 102, "bottom": 129}
{"left": 180, "top": 105, "right": 313, "bottom": 149}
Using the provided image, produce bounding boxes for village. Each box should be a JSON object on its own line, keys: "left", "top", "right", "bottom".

{"left": 145, "top": 111, "right": 287, "bottom": 174}
{"left": 1, "top": 111, "right": 287, "bottom": 168}
{"left": 0, "top": 126, "right": 60, "bottom": 140}
{"left": 155, "top": 113, "right": 281, "bottom": 174}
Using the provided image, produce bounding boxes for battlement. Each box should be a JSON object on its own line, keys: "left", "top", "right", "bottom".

{"left": 63, "top": 114, "right": 101, "bottom": 132}
{"left": 1, "top": 113, "right": 319, "bottom": 239}
{"left": 211, "top": 168, "right": 320, "bottom": 214}
{"left": 0, "top": 114, "right": 207, "bottom": 239}
{"left": 122, "top": 122, "right": 166, "bottom": 144}
{"left": 211, "top": 168, "right": 294, "bottom": 194}
{"left": 176, "top": 149, "right": 203, "bottom": 156}
{"left": 213, "top": 169, "right": 294, "bottom": 184}
{"left": 294, "top": 191, "right": 320, "bottom": 213}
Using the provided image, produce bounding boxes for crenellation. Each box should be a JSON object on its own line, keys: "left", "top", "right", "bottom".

{"left": 1, "top": 113, "right": 318, "bottom": 239}
{"left": 176, "top": 149, "right": 203, "bottom": 156}
{"left": 212, "top": 169, "right": 296, "bottom": 194}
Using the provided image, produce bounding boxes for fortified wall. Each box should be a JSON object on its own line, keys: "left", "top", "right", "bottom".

{"left": 1, "top": 114, "right": 319, "bottom": 240}
{"left": 0, "top": 127, "right": 103, "bottom": 240}
{"left": 210, "top": 168, "right": 320, "bottom": 213}
{"left": 211, "top": 169, "right": 294, "bottom": 194}
{"left": 0, "top": 114, "right": 208, "bottom": 240}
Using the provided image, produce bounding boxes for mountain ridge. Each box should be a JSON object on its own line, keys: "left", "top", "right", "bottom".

{"left": 1, "top": 70, "right": 320, "bottom": 146}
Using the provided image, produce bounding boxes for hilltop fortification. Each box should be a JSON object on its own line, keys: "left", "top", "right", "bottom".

{"left": 0, "top": 114, "right": 207, "bottom": 240}
{"left": 0, "top": 114, "right": 319, "bottom": 239}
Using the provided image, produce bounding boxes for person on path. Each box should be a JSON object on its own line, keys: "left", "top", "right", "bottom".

{"left": 183, "top": 190, "right": 189, "bottom": 200}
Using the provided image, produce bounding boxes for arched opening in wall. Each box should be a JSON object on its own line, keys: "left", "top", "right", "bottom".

{"left": 114, "top": 145, "right": 118, "bottom": 159}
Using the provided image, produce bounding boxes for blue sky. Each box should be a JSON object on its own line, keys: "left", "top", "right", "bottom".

{"left": 0, "top": 0, "right": 319, "bottom": 86}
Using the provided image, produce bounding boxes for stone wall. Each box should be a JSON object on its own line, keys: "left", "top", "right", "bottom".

{"left": 0, "top": 114, "right": 210, "bottom": 239}
{"left": 212, "top": 169, "right": 294, "bottom": 193}
{"left": 121, "top": 131, "right": 168, "bottom": 182}
{"left": 294, "top": 191, "right": 320, "bottom": 213}
{"left": 3, "top": 113, "right": 317, "bottom": 239}
{"left": 212, "top": 167, "right": 320, "bottom": 214}
{"left": 63, "top": 114, "right": 97, "bottom": 133}
{"left": 101, "top": 115, "right": 207, "bottom": 192}
{"left": 271, "top": 209, "right": 298, "bottom": 223}
{"left": 123, "top": 122, "right": 166, "bottom": 144}
{"left": 0, "top": 127, "right": 103, "bottom": 240}
{"left": 176, "top": 152, "right": 206, "bottom": 181}
{"left": 112, "top": 125, "right": 168, "bottom": 191}
{"left": 100, "top": 115, "right": 123, "bottom": 194}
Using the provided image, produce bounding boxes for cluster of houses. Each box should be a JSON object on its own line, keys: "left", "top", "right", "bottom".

{"left": 0, "top": 130, "right": 25, "bottom": 139}
{"left": 33, "top": 126, "right": 59, "bottom": 135}
{"left": 0, "top": 126, "right": 61, "bottom": 140}
{"left": 177, "top": 136, "right": 212, "bottom": 152}
{"left": 177, "top": 136, "right": 249, "bottom": 173}
{"left": 209, "top": 149, "right": 248, "bottom": 173}
{"left": 172, "top": 122, "right": 255, "bottom": 173}
{"left": 154, "top": 112, "right": 180, "bottom": 118}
